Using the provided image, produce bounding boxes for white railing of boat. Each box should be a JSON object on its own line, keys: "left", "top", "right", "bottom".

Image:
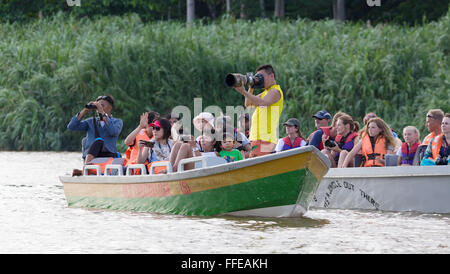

{"left": 125, "top": 164, "right": 148, "bottom": 175}
{"left": 82, "top": 156, "right": 225, "bottom": 176}
{"left": 83, "top": 165, "right": 101, "bottom": 176}
{"left": 104, "top": 164, "right": 124, "bottom": 176}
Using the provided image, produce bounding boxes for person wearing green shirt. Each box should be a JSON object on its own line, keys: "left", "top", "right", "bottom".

{"left": 219, "top": 133, "right": 244, "bottom": 163}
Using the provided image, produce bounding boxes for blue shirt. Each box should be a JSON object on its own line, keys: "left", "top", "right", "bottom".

{"left": 67, "top": 114, "right": 123, "bottom": 158}
{"left": 309, "top": 129, "right": 324, "bottom": 150}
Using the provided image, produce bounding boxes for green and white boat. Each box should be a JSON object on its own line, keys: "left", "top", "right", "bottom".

{"left": 60, "top": 146, "right": 330, "bottom": 217}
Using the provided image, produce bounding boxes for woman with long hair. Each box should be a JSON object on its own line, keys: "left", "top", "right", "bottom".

{"left": 137, "top": 118, "right": 173, "bottom": 165}
{"left": 322, "top": 114, "right": 360, "bottom": 168}
{"left": 341, "top": 117, "right": 396, "bottom": 168}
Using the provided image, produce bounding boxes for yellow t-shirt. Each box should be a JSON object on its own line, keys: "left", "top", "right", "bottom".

{"left": 249, "top": 84, "right": 284, "bottom": 144}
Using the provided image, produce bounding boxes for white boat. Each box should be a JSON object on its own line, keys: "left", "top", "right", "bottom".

{"left": 311, "top": 166, "right": 450, "bottom": 213}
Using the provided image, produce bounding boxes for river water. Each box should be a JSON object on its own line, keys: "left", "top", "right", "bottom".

{"left": 0, "top": 151, "right": 448, "bottom": 254}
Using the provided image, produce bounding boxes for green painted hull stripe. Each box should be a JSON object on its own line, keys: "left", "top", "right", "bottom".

{"left": 67, "top": 168, "right": 319, "bottom": 216}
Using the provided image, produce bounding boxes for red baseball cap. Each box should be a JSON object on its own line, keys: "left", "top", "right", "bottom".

{"left": 149, "top": 120, "right": 161, "bottom": 128}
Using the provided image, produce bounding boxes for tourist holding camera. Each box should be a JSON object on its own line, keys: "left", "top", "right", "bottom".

{"left": 67, "top": 95, "right": 123, "bottom": 165}
{"left": 231, "top": 64, "right": 283, "bottom": 157}
{"left": 123, "top": 111, "right": 160, "bottom": 165}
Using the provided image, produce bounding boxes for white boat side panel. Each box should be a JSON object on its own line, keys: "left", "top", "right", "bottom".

{"left": 312, "top": 166, "right": 450, "bottom": 213}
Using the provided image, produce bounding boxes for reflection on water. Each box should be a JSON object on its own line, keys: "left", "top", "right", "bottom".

{"left": 0, "top": 152, "right": 449, "bottom": 253}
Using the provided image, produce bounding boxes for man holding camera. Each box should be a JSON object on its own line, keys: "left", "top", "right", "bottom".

{"left": 67, "top": 95, "right": 123, "bottom": 165}
{"left": 233, "top": 64, "right": 283, "bottom": 157}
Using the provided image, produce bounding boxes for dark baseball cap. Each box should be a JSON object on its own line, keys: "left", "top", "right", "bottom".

{"left": 312, "top": 110, "right": 331, "bottom": 120}
{"left": 283, "top": 118, "right": 300, "bottom": 128}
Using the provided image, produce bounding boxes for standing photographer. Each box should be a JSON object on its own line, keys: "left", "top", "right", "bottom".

{"left": 67, "top": 95, "right": 123, "bottom": 165}
{"left": 233, "top": 64, "right": 283, "bottom": 157}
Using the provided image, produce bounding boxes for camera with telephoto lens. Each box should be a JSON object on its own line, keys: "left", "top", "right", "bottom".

{"left": 85, "top": 104, "right": 97, "bottom": 109}
{"left": 325, "top": 139, "right": 337, "bottom": 148}
{"left": 435, "top": 156, "right": 448, "bottom": 165}
{"left": 225, "top": 73, "right": 265, "bottom": 88}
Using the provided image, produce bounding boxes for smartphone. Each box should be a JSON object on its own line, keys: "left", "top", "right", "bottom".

{"left": 139, "top": 140, "right": 155, "bottom": 147}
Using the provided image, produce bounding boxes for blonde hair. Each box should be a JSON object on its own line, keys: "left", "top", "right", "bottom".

{"left": 362, "top": 117, "right": 396, "bottom": 149}
{"left": 403, "top": 126, "right": 420, "bottom": 142}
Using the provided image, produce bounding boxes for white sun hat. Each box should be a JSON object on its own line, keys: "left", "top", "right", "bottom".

{"left": 193, "top": 112, "right": 215, "bottom": 131}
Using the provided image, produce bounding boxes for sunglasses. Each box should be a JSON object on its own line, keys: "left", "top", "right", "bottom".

{"left": 152, "top": 126, "right": 161, "bottom": 131}
{"left": 96, "top": 95, "right": 114, "bottom": 107}
{"left": 427, "top": 115, "right": 437, "bottom": 120}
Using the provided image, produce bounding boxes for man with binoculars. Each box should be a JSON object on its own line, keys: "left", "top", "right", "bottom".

{"left": 232, "top": 64, "right": 283, "bottom": 157}
{"left": 67, "top": 95, "right": 123, "bottom": 165}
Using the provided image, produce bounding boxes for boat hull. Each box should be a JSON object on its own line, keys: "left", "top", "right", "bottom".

{"left": 311, "top": 166, "right": 450, "bottom": 213}
{"left": 61, "top": 146, "right": 330, "bottom": 217}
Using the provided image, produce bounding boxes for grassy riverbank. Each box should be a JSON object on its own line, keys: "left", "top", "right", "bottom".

{"left": 0, "top": 12, "right": 448, "bottom": 151}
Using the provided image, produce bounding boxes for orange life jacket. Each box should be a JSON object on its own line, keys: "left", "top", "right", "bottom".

{"left": 361, "top": 133, "right": 387, "bottom": 167}
{"left": 431, "top": 134, "right": 448, "bottom": 160}
{"left": 125, "top": 129, "right": 151, "bottom": 165}
{"left": 422, "top": 132, "right": 436, "bottom": 146}
{"left": 146, "top": 161, "right": 169, "bottom": 175}
{"left": 87, "top": 158, "right": 115, "bottom": 175}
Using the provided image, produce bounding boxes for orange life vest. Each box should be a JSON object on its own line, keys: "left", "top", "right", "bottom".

{"left": 125, "top": 129, "right": 151, "bottom": 165}
{"left": 146, "top": 161, "right": 169, "bottom": 175}
{"left": 431, "top": 134, "right": 448, "bottom": 160}
{"left": 422, "top": 132, "right": 436, "bottom": 146}
{"left": 87, "top": 158, "right": 115, "bottom": 175}
{"left": 361, "top": 133, "right": 387, "bottom": 167}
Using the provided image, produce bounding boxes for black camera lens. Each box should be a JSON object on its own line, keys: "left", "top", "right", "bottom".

{"left": 85, "top": 104, "right": 97, "bottom": 109}
{"left": 325, "top": 139, "right": 336, "bottom": 148}
{"left": 436, "top": 156, "right": 448, "bottom": 165}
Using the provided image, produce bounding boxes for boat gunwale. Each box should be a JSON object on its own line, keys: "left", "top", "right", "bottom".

{"left": 60, "top": 145, "right": 330, "bottom": 184}
{"left": 323, "top": 165, "right": 450, "bottom": 179}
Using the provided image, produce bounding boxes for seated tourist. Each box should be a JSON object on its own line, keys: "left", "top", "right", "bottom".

{"left": 341, "top": 117, "right": 396, "bottom": 167}
{"left": 67, "top": 95, "right": 123, "bottom": 165}
{"left": 397, "top": 126, "right": 421, "bottom": 166}
{"left": 421, "top": 113, "right": 450, "bottom": 166}
{"left": 166, "top": 113, "right": 180, "bottom": 126}
{"left": 307, "top": 110, "right": 331, "bottom": 143}
{"left": 309, "top": 111, "right": 347, "bottom": 151}
{"left": 215, "top": 115, "right": 251, "bottom": 159}
{"left": 321, "top": 114, "right": 359, "bottom": 168}
{"left": 124, "top": 111, "right": 159, "bottom": 165}
{"left": 422, "top": 109, "right": 444, "bottom": 146}
{"left": 238, "top": 112, "right": 251, "bottom": 139}
{"left": 169, "top": 132, "right": 219, "bottom": 172}
{"left": 219, "top": 133, "right": 244, "bottom": 163}
{"left": 137, "top": 118, "right": 173, "bottom": 169}
{"left": 275, "top": 118, "right": 307, "bottom": 152}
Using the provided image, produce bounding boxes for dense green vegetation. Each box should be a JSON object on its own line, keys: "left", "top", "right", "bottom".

{"left": 0, "top": 11, "right": 448, "bottom": 151}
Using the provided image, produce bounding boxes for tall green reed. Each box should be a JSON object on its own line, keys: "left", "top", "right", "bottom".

{"left": 0, "top": 11, "right": 448, "bottom": 151}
